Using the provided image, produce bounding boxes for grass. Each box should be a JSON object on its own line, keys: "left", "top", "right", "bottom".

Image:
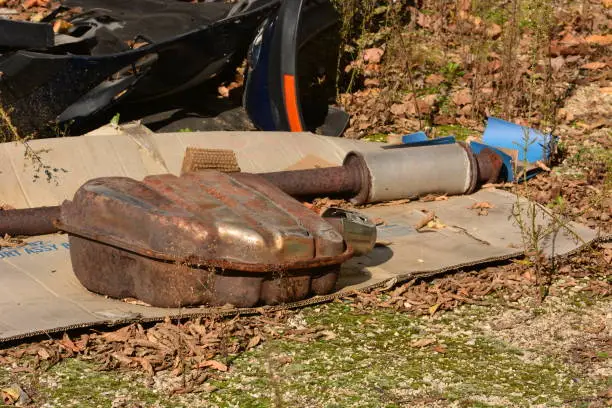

{"left": 207, "top": 298, "right": 607, "bottom": 407}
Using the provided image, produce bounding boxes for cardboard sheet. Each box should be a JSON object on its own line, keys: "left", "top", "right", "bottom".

{"left": 0, "top": 130, "right": 603, "bottom": 342}
{"left": 0, "top": 129, "right": 381, "bottom": 208}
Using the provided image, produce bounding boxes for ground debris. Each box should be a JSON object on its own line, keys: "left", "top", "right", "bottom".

{"left": 349, "top": 243, "right": 610, "bottom": 316}
{"left": 0, "top": 309, "right": 349, "bottom": 393}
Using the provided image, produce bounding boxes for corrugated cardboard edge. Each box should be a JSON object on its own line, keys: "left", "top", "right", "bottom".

{"left": 2, "top": 233, "right": 608, "bottom": 343}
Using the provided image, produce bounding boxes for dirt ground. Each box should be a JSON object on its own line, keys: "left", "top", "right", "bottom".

{"left": 1, "top": 0, "right": 611, "bottom": 407}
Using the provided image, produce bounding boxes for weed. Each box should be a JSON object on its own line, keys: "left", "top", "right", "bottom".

{"left": 510, "top": 127, "right": 583, "bottom": 302}
{"left": 498, "top": 0, "right": 522, "bottom": 119}
{"left": 440, "top": 61, "right": 464, "bottom": 83}
{"left": 0, "top": 106, "right": 67, "bottom": 184}
{"left": 109, "top": 112, "right": 121, "bottom": 128}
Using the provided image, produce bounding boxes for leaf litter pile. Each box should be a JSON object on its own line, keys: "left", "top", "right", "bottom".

{"left": 0, "top": 311, "right": 348, "bottom": 397}
{"left": 349, "top": 241, "right": 610, "bottom": 315}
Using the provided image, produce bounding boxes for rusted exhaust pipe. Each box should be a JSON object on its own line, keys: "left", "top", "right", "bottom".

{"left": 256, "top": 156, "right": 365, "bottom": 198}
{"left": 0, "top": 145, "right": 503, "bottom": 237}
{"left": 0, "top": 206, "right": 61, "bottom": 236}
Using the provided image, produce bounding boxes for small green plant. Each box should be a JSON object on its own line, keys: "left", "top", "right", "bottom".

{"left": 110, "top": 113, "right": 121, "bottom": 127}
{"left": 440, "top": 61, "right": 464, "bottom": 83}
{"left": 0, "top": 106, "right": 67, "bottom": 184}
{"left": 510, "top": 127, "right": 582, "bottom": 302}
{"left": 178, "top": 128, "right": 193, "bottom": 133}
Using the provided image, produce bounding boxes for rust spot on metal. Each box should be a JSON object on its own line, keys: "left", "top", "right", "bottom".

{"left": 256, "top": 159, "right": 364, "bottom": 199}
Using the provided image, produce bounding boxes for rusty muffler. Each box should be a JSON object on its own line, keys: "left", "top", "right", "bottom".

{"left": 53, "top": 172, "right": 352, "bottom": 308}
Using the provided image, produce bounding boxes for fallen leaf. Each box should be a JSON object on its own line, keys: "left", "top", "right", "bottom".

{"left": 390, "top": 103, "right": 407, "bottom": 117}
{"left": 425, "top": 74, "right": 444, "bottom": 86}
{"left": 429, "top": 303, "right": 441, "bottom": 316}
{"left": 416, "top": 11, "right": 433, "bottom": 29}
{"left": 458, "top": 0, "right": 471, "bottom": 11}
{"left": 580, "top": 61, "right": 607, "bottom": 70}
{"left": 0, "top": 234, "right": 24, "bottom": 248}
{"left": 550, "top": 56, "right": 565, "bottom": 72}
{"left": 535, "top": 161, "right": 551, "bottom": 172}
{"left": 415, "top": 210, "right": 435, "bottom": 230}
{"left": 487, "top": 59, "right": 502, "bottom": 73}
{"left": 411, "top": 338, "right": 436, "bottom": 348}
{"left": 59, "top": 333, "right": 82, "bottom": 353}
{"left": 452, "top": 89, "right": 472, "bottom": 106}
{"left": 600, "top": 87, "right": 612, "bottom": 95}
{"left": 1, "top": 387, "right": 18, "bottom": 405}
{"left": 217, "top": 86, "right": 229, "bottom": 98}
{"left": 418, "top": 94, "right": 438, "bottom": 113}
{"left": 133, "top": 357, "right": 155, "bottom": 376}
{"left": 276, "top": 355, "right": 293, "bottom": 365}
{"left": 246, "top": 335, "right": 261, "bottom": 350}
{"left": 425, "top": 219, "right": 446, "bottom": 229}
{"left": 197, "top": 360, "right": 228, "bottom": 372}
{"left": 486, "top": 23, "right": 502, "bottom": 39}
{"left": 111, "top": 352, "right": 132, "bottom": 365}
{"left": 315, "top": 330, "right": 337, "bottom": 341}
{"left": 52, "top": 19, "right": 72, "bottom": 34}
{"left": 363, "top": 48, "right": 384, "bottom": 64}
{"left": 37, "top": 347, "right": 51, "bottom": 360}
{"left": 364, "top": 78, "right": 380, "bottom": 87}
{"left": 585, "top": 34, "right": 612, "bottom": 46}
{"left": 23, "top": 0, "right": 49, "bottom": 9}
{"left": 102, "top": 326, "right": 132, "bottom": 343}
{"left": 469, "top": 201, "right": 494, "bottom": 210}
{"left": 432, "top": 345, "right": 447, "bottom": 353}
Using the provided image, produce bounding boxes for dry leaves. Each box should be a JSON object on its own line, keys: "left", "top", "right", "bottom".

{"left": 0, "top": 309, "right": 345, "bottom": 393}
{"left": 22, "top": 0, "right": 48, "bottom": 9}
{"left": 196, "top": 360, "right": 228, "bottom": 372}
{"left": 469, "top": 201, "right": 494, "bottom": 216}
{"left": 52, "top": 19, "right": 72, "bottom": 34}
{"left": 580, "top": 61, "right": 608, "bottom": 70}
{"left": 0, "top": 234, "right": 24, "bottom": 248}
{"left": 585, "top": 34, "right": 612, "bottom": 46}
{"left": 410, "top": 338, "right": 436, "bottom": 348}
{"left": 363, "top": 48, "right": 384, "bottom": 64}
{"left": 414, "top": 210, "right": 435, "bottom": 230}
{"left": 452, "top": 89, "right": 473, "bottom": 106}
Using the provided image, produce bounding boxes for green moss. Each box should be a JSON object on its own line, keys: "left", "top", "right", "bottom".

{"left": 1, "top": 359, "right": 182, "bottom": 408}
{"left": 208, "top": 303, "right": 605, "bottom": 407}
{"left": 362, "top": 133, "right": 388, "bottom": 143}
{"left": 1, "top": 297, "right": 607, "bottom": 407}
{"left": 433, "top": 124, "right": 478, "bottom": 141}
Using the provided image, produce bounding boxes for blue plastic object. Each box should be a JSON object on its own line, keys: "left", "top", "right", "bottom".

{"left": 401, "top": 134, "right": 456, "bottom": 146}
{"left": 400, "top": 131, "right": 428, "bottom": 144}
{"left": 482, "top": 117, "right": 554, "bottom": 164}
